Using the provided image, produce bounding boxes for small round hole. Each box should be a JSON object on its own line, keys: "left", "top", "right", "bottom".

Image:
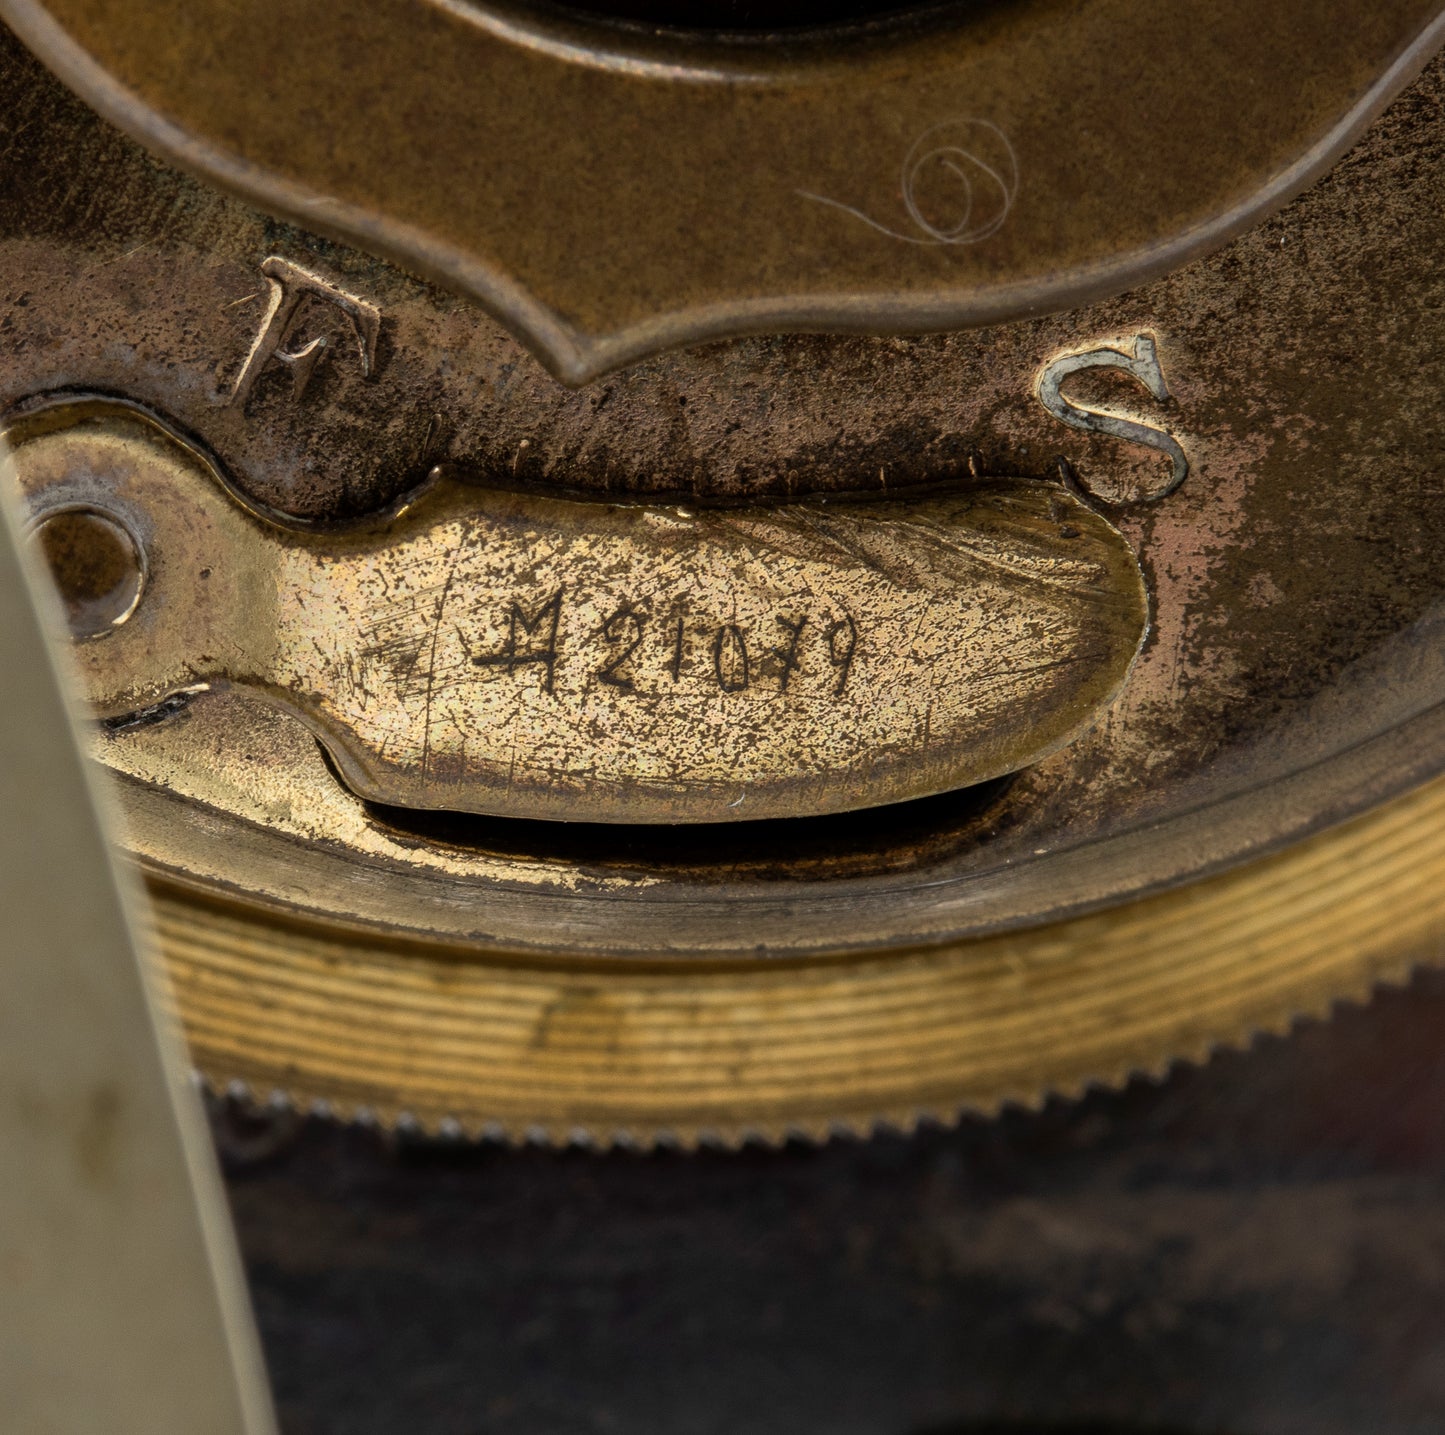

{"left": 31, "top": 506, "right": 145, "bottom": 638}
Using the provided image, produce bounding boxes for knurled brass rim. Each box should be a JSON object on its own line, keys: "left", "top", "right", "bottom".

{"left": 147, "top": 767, "right": 1445, "bottom": 1147}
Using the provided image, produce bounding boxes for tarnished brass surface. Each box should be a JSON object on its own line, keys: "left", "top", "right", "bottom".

{"left": 0, "top": 26, "right": 1443, "bottom": 1135}
{"left": 9, "top": 398, "right": 1146, "bottom": 823}
{"left": 1, "top": 0, "right": 1441, "bottom": 378}
{"left": 0, "top": 38, "right": 1433, "bottom": 955}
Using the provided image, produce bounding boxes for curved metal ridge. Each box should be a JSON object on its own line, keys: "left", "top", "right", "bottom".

{"left": 156, "top": 765, "right": 1445, "bottom": 1147}
{"left": 2, "top": 0, "right": 1443, "bottom": 380}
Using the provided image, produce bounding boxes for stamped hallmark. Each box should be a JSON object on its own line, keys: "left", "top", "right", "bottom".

{"left": 227, "top": 257, "right": 381, "bottom": 409}
{"left": 1037, "top": 333, "right": 1188, "bottom": 501}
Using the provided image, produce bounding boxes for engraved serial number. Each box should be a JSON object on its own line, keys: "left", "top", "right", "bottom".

{"left": 460, "top": 588, "right": 859, "bottom": 700}
{"left": 15, "top": 396, "right": 1150, "bottom": 822}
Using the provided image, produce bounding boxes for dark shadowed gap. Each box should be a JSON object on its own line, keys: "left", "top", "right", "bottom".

{"left": 329, "top": 740, "right": 1018, "bottom": 881}
{"left": 910, "top": 1424, "right": 1214, "bottom": 1435}
{"left": 511, "top": 0, "right": 999, "bottom": 38}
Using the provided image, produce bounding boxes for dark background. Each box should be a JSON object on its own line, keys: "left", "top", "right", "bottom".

{"left": 219, "top": 968, "right": 1445, "bottom": 1435}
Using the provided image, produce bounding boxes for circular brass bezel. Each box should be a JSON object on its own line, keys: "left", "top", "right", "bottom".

{"left": 152, "top": 766, "right": 1445, "bottom": 1145}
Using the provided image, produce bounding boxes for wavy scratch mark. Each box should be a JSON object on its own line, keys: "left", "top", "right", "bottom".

{"left": 799, "top": 118, "right": 1019, "bottom": 246}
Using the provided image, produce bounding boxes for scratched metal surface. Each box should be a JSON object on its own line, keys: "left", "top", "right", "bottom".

{"left": 220, "top": 970, "right": 1445, "bottom": 1435}
{"left": 4, "top": 25, "right": 1445, "bottom": 1134}
{"left": 7, "top": 399, "right": 1149, "bottom": 823}
{"left": 0, "top": 34, "right": 1438, "bottom": 952}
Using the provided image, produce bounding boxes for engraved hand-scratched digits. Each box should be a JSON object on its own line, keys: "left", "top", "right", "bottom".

{"left": 771, "top": 615, "right": 808, "bottom": 693}
{"left": 597, "top": 603, "right": 647, "bottom": 691}
{"left": 14, "top": 398, "right": 1150, "bottom": 824}
{"left": 713, "top": 624, "right": 750, "bottom": 693}
{"left": 667, "top": 616, "right": 686, "bottom": 683}
{"left": 826, "top": 615, "right": 858, "bottom": 698}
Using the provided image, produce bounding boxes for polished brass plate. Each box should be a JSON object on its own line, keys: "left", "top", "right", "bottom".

{"left": 8, "top": 398, "right": 1147, "bottom": 823}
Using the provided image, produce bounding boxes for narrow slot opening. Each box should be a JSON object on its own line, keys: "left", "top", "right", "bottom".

{"left": 505, "top": 0, "right": 1001, "bottom": 40}
{"left": 337, "top": 747, "right": 1019, "bottom": 883}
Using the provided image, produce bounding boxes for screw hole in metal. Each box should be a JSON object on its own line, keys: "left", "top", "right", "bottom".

{"left": 29, "top": 504, "right": 145, "bottom": 639}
